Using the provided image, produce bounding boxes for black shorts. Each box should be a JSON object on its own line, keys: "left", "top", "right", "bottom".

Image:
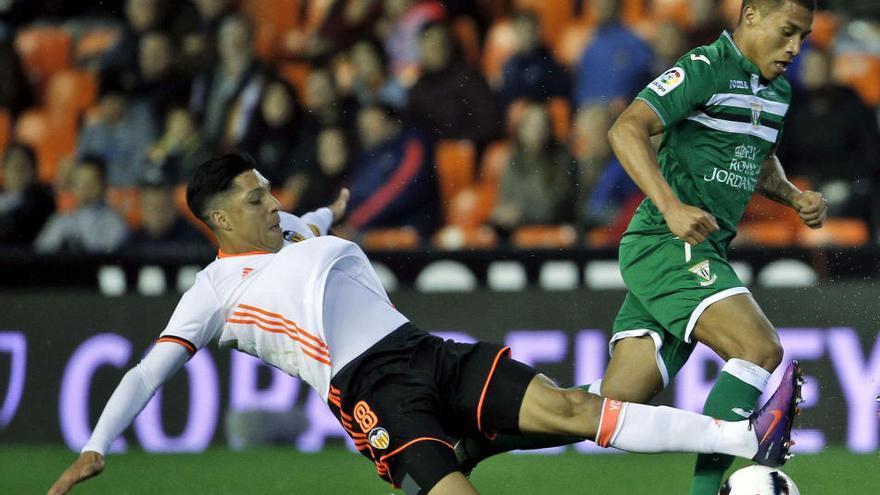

{"left": 327, "top": 322, "right": 537, "bottom": 494}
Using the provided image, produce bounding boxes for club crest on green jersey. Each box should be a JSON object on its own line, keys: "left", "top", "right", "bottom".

{"left": 649, "top": 67, "right": 685, "bottom": 96}
{"left": 689, "top": 260, "right": 717, "bottom": 287}
{"left": 750, "top": 102, "right": 763, "bottom": 128}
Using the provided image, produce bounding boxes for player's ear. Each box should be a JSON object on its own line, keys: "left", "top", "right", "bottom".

{"left": 209, "top": 208, "right": 231, "bottom": 231}
{"left": 741, "top": 4, "right": 760, "bottom": 27}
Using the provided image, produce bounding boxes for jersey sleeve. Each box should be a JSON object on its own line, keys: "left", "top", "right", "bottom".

{"left": 299, "top": 207, "right": 333, "bottom": 236}
{"left": 158, "top": 274, "right": 224, "bottom": 354}
{"left": 636, "top": 48, "right": 717, "bottom": 129}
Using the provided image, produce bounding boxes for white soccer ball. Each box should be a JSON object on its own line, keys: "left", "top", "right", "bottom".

{"left": 719, "top": 465, "right": 800, "bottom": 495}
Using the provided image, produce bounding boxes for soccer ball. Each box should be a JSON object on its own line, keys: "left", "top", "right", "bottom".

{"left": 719, "top": 465, "right": 800, "bottom": 495}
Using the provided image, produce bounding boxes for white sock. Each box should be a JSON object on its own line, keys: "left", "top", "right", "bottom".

{"left": 587, "top": 379, "right": 603, "bottom": 396}
{"left": 596, "top": 399, "right": 758, "bottom": 459}
{"left": 723, "top": 358, "right": 771, "bottom": 393}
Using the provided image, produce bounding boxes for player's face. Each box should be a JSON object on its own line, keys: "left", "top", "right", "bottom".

{"left": 745, "top": 1, "right": 813, "bottom": 80}
{"left": 222, "top": 170, "right": 283, "bottom": 252}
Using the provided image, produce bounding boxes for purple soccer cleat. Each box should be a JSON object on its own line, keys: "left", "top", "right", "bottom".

{"left": 750, "top": 360, "right": 804, "bottom": 467}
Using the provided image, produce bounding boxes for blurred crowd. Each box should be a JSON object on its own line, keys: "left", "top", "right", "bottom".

{"left": 0, "top": 0, "right": 878, "bottom": 255}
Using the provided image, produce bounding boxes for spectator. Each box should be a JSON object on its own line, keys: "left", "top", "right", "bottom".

{"left": 573, "top": 0, "right": 654, "bottom": 114}
{"left": 302, "top": 0, "right": 383, "bottom": 61}
{"left": 570, "top": 105, "right": 638, "bottom": 230}
{"left": 778, "top": 49, "right": 880, "bottom": 224}
{"left": 350, "top": 37, "right": 407, "bottom": 108}
{"left": 181, "top": 0, "right": 236, "bottom": 75}
{"left": 100, "top": 0, "right": 167, "bottom": 75}
{"left": 143, "top": 106, "right": 211, "bottom": 183}
{"left": 490, "top": 101, "right": 577, "bottom": 234}
{"left": 0, "top": 143, "right": 55, "bottom": 245}
{"left": 0, "top": 40, "right": 34, "bottom": 116}
{"left": 132, "top": 31, "right": 192, "bottom": 124}
{"left": 380, "top": 0, "right": 446, "bottom": 86}
{"left": 34, "top": 157, "right": 128, "bottom": 254}
{"left": 687, "top": 0, "right": 729, "bottom": 48}
{"left": 303, "top": 66, "right": 360, "bottom": 132}
{"left": 189, "top": 14, "right": 268, "bottom": 151}
{"left": 294, "top": 126, "right": 352, "bottom": 213}
{"left": 345, "top": 104, "right": 440, "bottom": 237}
{"left": 239, "top": 78, "right": 317, "bottom": 187}
{"left": 651, "top": 21, "right": 688, "bottom": 76}
{"left": 405, "top": 21, "right": 502, "bottom": 148}
{"left": 76, "top": 72, "right": 158, "bottom": 187}
{"left": 119, "top": 170, "right": 209, "bottom": 256}
{"left": 498, "top": 11, "right": 570, "bottom": 108}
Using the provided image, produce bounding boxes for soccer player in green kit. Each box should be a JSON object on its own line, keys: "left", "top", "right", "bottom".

{"left": 455, "top": 1, "right": 826, "bottom": 493}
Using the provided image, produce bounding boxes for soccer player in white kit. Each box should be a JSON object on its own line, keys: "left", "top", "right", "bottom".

{"left": 48, "top": 152, "right": 800, "bottom": 495}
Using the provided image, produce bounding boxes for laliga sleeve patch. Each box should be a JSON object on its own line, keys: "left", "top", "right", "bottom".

{"left": 648, "top": 67, "right": 686, "bottom": 96}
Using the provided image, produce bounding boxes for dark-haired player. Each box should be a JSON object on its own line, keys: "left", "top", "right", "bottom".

{"left": 49, "top": 152, "right": 800, "bottom": 495}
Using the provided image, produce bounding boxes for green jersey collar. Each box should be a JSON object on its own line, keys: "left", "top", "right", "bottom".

{"left": 721, "top": 31, "right": 762, "bottom": 76}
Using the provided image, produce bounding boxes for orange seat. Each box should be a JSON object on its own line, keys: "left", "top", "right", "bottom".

{"left": 446, "top": 184, "right": 496, "bottom": 228}
{"left": 554, "top": 22, "right": 594, "bottom": 67}
{"left": 278, "top": 62, "right": 312, "bottom": 102}
{"left": 797, "top": 218, "right": 869, "bottom": 247}
{"left": 435, "top": 139, "right": 476, "bottom": 219}
{"left": 547, "top": 97, "right": 571, "bottom": 143}
{"left": 736, "top": 219, "right": 797, "bottom": 247}
{"left": 54, "top": 190, "right": 77, "bottom": 213}
{"left": 360, "top": 227, "right": 421, "bottom": 250}
{"left": 652, "top": 0, "right": 690, "bottom": 28}
{"left": 514, "top": 0, "right": 577, "bottom": 51}
{"left": 0, "top": 108, "right": 10, "bottom": 153}
{"left": 482, "top": 19, "right": 518, "bottom": 87}
{"left": 107, "top": 187, "right": 142, "bottom": 227}
{"left": 14, "top": 109, "right": 78, "bottom": 183}
{"left": 834, "top": 53, "right": 880, "bottom": 106}
{"left": 75, "top": 28, "right": 121, "bottom": 63}
{"left": 15, "top": 27, "right": 72, "bottom": 89}
{"left": 432, "top": 224, "right": 498, "bottom": 250}
{"left": 620, "top": 0, "right": 650, "bottom": 27}
{"left": 479, "top": 140, "right": 511, "bottom": 188}
{"left": 512, "top": 224, "right": 577, "bottom": 249}
{"left": 242, "top": 0, "right": 301, "bottom": 32}
{"left": 809, "top": 11, "right": 839, "bottom": 50}
{"left": 45, "top": 69, "right": 98, "bottom": 116}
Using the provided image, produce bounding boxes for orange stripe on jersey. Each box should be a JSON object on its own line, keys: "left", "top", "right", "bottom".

{"left": 229, "top": 310, "right": 329, "bottom": 357}
{"left": 217, "top": 249, "right": 272, "bottom": 258}
{"left": 596, "top": 399, "right": 625, "bottom": 448}
{"left": 226, "top": 318, "right": 331, "bottom": 366}
{"left": 476, "top": 346, "right": 511, "bottom": 433}
{"left": 377, "top": 437, "right": 454, "bottom": 464}
{"left": 156, "top": 336, "right": 196, "bottom": 356}
{"left": 236, "top": 304, "right": 327, "bottom": 349}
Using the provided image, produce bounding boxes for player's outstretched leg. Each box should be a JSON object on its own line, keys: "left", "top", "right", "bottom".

{"left": 516, "top": 366, "right": 800, "bottom": 464}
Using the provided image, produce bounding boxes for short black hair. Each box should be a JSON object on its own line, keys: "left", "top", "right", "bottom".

{"left": 3, "top": 142, "right": 37, "bottom": 169}
{"left": 186, "top": 151, "right": 256, "bottom": 226}
{"left": 741, "top": 0, "right": 816, "bottom": 15}
{"left": 78, "top": 155, "right": 108, "bottom": 182}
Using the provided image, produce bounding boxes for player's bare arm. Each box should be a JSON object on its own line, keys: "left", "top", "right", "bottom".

{"left": 328, "top": 187, "right": 350, "bottom": 224}
{"left": 756, "top": 151, "right": 827, "bottom": 228}
{"left": 609, "top": 100, "right": 719, "bottom": 245}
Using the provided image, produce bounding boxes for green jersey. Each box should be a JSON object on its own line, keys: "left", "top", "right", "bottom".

{"left": 624, "top": 31, "right": 792, "bottom": 252}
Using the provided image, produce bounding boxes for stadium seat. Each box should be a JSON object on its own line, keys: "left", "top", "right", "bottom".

{"left": 486, "top": 260, "right": 527, "bottom": 291}
{"left": 511, "top": 224, "right": 577, "bottom": 249}
{"left": 584, "top": 260, "right": 625, "bottom": 289}
{"left": 548, "top": 97, "right": 571, "bottom": 143}
{"left": 757, "top": 259, "right": 817, "bottom": 288}
{"left": 539, "top": 260, "right": 579, "bottom": 290}
{"left": 54, "top": 190, "right": 77, "bottom": 213}
{"left": 15, "top": 27, "right": 72, "bottom": 89}
{"left": 514, "top": 0, "right": 576, "bottom": 50}
{"left": 652, "top": 0, "right": 691, "bottom": 27}
{"left": 0, "top": 108, "right": 10, "bottom": 153}
{"left": 446, "top": 184, "right": 496, "bottom": 228}
{"left": 833, "top": 53, "right": 880, "bottom": 106}
{"left": 107, "top": 187, "right": 141, "bottom": 227}
{"left": 14, "top": 109, "right": 77, "bottom": 183}
{"left": 360, "top": 227, "right": 421, "bottom": 250}
{"left": 482, "top": 19, "right": 518, "bottom": 87}
{"left": 45, "top": 69, "right": 98, "bottom": 117}
{"left": 730, "top": 261, "right": 754, "bottom": 286}
{"left": 278, "top": 62, "right": 311, "bottom": 102}
{"left": 796, "top": 218, "right": 870, "bottom": 248}
{"left": 435, "top": 139, "right": 476, "bottom": 217}
{"left": 620, "top": 0, "right": 650, "bottom": 27}
{"left": 75, "top": 27, "right": 121, "bottom": 64}
{"left": 809, "top": 11, "right": 839, "bottom": 50}
{"left": 736, "top": 219, "right": 797, "bottom": 247}
{"left": 415, "top": 260, "right": 477, "bottom": 292}
{"left": 432, "top": 224, "right": 498, "bottom": 250}
{"left": 243, "top": 0, "right": 302, "bottom": 60}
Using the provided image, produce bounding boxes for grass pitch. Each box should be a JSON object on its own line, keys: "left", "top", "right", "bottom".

{"left": 6, "top": 445, "right": 868, "bottom": 494}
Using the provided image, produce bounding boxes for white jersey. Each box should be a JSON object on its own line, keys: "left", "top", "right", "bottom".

{"left": 158, "top": 209, "right": 406, "bottom": 401}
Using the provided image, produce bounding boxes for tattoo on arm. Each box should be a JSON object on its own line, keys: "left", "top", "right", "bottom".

{"left": 757, "top": 152, "right": 798, "bottom": 207}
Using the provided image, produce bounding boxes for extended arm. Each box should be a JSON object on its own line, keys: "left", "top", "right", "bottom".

{"left": 608, "top": 100, "right": 719, "bottom": 244}
{"left": 300, "top": 188, "right": 349, "bottom": 236}
{"left": 757, "top": 152, "right": 827, "bottom": 228}
{"left": 47, "top": 342, "right": 190, "bottom": 495}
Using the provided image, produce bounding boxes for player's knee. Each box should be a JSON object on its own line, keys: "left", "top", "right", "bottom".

{"left": 729, "top": 335, "right": 783, "bottom": 372}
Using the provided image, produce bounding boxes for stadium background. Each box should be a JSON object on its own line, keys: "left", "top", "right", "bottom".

{"left": 1, "top": 0, "right": 879, "bottom": 493}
